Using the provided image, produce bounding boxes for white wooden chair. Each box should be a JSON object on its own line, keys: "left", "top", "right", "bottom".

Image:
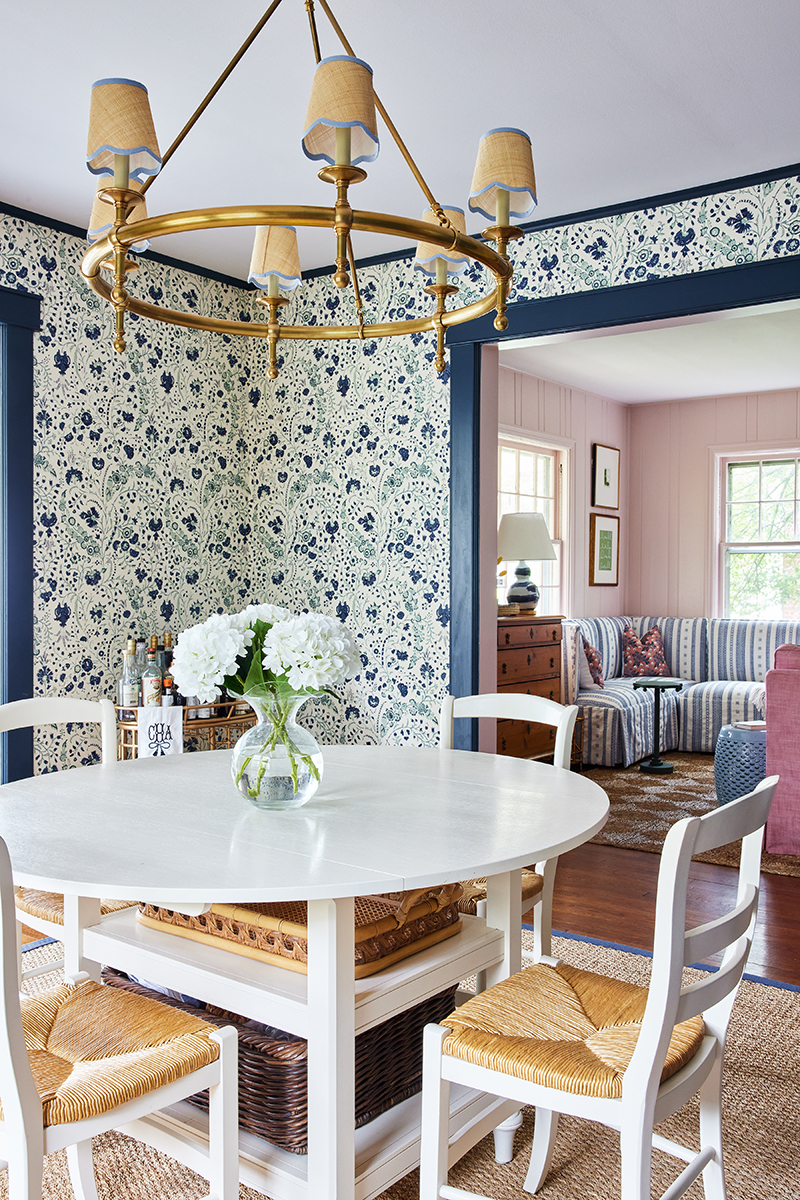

{"left": 439, "top": 693, "right": 579, "bottom": 962}
{"left": 0, "top": 697, "right": 124, "bottom": 982}
{"left": 420, "top": 774, "right": 778, "bottom": 1200}
{"left": 0, "top": 833, "right": 238, "bottom": 1200}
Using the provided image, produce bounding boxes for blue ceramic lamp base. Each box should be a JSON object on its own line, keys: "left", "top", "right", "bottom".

{"left": 506, "top": 562, "right": 540, "bottom": 612}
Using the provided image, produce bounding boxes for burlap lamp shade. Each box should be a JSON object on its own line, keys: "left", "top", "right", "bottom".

{"left": 86, "top": 78, "right": 161, "bottom": 181}
{"left": 301, "top": 56, "right": 379, "bottom": 166}
{"left": 248, "top": 226, "right": 302, "bottom": 290}
{"left": 414, "top": 206, "right": 469, "bottom": 276}
{"left": 87, "top": 178, "right": 150, "bottom": 253}
{"left": 469, "top": 127, "right": 537, "bottom": 221}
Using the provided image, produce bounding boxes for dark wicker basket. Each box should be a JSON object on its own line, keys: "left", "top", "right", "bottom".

{"left": 102, "top": 967, "right": 457, "bottom": 1154}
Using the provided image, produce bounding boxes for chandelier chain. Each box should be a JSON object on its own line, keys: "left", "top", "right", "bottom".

{"left": 346, "top": 234, "right": 366, "bottom": 337}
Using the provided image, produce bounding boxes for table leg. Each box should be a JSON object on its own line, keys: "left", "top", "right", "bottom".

{"left": 306, "top": 896, "right": 355, "bottom": 1200}
{"left": 63, "top": 895, "right": 102, "bottom": 981}
{"left": 640, "top": 686, "right": 673, "bottom": 775}
{"left": 483, "top": 869, "right": 522, "bottom": 989}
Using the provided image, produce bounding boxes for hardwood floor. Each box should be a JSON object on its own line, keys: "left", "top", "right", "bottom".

{"left": 546, "top": 842, "right": 800, "bottom": 986}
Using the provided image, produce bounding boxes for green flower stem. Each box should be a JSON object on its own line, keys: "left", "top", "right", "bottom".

{"left": 239, "top": 689, "right": 319, "bottom": 798}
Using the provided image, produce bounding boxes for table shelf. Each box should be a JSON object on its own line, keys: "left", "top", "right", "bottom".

{"left": 85, "top": 906, "right": 506, "bottom": 1038}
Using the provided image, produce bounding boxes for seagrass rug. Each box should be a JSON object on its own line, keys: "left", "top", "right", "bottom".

{"left": 7, "top": 935, "right": 799, "bottom": 1200}
{"left": 585, "top": 751, "right": 800, "bottom": 877}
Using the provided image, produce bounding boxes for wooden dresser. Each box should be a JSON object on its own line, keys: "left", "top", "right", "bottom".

{"left": 497, "top": 614, "right": 563, "bottom": 758}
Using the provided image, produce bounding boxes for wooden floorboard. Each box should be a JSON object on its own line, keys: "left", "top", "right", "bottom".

{"left": 545, "top": 842, "right": 800, "bottom": 987}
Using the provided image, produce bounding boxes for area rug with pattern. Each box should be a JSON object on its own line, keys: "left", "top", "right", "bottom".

{"left": 10, "top": 935, "right": 799, "bottom": 1200}
{"left": 584, "top": 751, "right": 800, "bottom": 876}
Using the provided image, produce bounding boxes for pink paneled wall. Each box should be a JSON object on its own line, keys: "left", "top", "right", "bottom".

{"left": 495, "top": 365, "right": 629, "bottom": 618}
{"left": 627, "top": 388, "right": 800, "bottom": 616}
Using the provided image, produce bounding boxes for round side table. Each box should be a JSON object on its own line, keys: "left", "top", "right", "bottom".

{"left": 714, "top": 725, "right": 767, "bottom": 806}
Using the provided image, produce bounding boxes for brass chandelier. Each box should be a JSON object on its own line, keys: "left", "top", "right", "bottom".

{"left": 80, "top": 0, "right": 537, "bottom": 380}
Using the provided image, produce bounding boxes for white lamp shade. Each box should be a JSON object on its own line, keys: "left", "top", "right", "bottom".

{"left": 87, "top": 177, "right": 150, "bottom": 253}
{"left": 301, "top": 56, "right": 379, "bottom": 167}
{"left": 248, "top": 226, "right": 302, "bottom": 290}
{"left": 86, "top": 78, "right": 161, "bottom": 181}
{"left": 414, "top": 206, "right": 469, "bottom": 277}
{"left": 469, "top": 127, "right": 537, "bottom": 222}
{"left": 497, "top": 512, "right": 556, "bottom": 561}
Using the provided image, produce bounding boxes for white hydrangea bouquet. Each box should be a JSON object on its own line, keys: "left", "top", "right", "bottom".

{"left": 172, "top": 604, "right": 361, "bottom": 809}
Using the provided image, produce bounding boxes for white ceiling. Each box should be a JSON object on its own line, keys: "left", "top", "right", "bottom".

{"left": 498, "top": 301, "right": 800, "bottom": 403}
{"left": 3, "top": 0, "right": 800, "bottom": 280}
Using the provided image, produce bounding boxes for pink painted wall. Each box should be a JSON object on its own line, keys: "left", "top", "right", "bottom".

{"left": 627, "top": 388, "right": 800, "bottom": 616}
{"left": 496, "top": 365, "right": 630, "bottom": 618}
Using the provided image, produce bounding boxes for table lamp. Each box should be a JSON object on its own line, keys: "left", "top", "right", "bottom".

{"left": 497, "top": 512, "right": 556, "bottom": 613}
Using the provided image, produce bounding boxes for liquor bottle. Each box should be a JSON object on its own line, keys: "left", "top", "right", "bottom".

{"left": 162, "top": 675, "right": 175, "bottom": 707}
{"left": 126, "top": 637, "right": 142, "bottom": 706}
{"left": 163, "top": 629, "right": 174, "bottom": 672}
{"left": 141, "top": 649, "right": 163, "bottom": 706}
{"left": 118, "top": 651, "right": 139, "bottom": 721}
{"left": 135, "top": 636, "right": 147, "bottom": 673}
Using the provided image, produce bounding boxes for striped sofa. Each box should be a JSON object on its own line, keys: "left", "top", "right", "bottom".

{"left": 563, "top": 616, "right": 800, "bottom": 767}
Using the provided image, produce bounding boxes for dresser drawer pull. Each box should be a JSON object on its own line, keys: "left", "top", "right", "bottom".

{"left": 527, "top": 654, "right": 531, "bottom": 666}
{"left": 504, "top": 632, "right": 511, "bottom": 644}
{"left": 502, "top": 662, "right": 507, "bottom": 674}
{"left": 550, "top": 656, "right": 555, "bottom": 668}
{"left": 552, "top": 629, "right": 558, "bottom": 641}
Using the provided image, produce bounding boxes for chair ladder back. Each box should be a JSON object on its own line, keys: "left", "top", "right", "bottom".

{"left": 0, "top": 696, "right": 117, "bottom": 766}
{"left": 0, "top": 837, "right": 45, "bottom": 1132}
{"left": 440, "top": 692, "right": 577, "bottom": 770}
{"left": 674, "top": 944, "right": 751, "bottom": 1025}
{"left": 682, "top": 883, "right": 758, "bottom": 965}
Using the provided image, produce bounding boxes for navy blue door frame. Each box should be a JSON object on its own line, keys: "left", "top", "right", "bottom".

{"left": 446, "top": 254, "right": 800, "bottom": 750}
{"left": 1, "top": 286, "right": 40, "bottom": 781}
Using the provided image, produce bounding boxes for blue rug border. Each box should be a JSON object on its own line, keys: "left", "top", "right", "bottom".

{"left": 522, "top": 926, "right": 800, "bottom": 994}
{"left": 21, "top": 937, "right": 57, "bottom": 952}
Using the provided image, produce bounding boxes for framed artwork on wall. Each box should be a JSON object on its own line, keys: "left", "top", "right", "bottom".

{"left": 592, "top": 443, "right": 620, "bottom": 509}
{"left": 589, "top": 513, "right": 620, "bottom": 586}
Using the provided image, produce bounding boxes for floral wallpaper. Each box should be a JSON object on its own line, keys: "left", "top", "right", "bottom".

{"left": 1, "top": 169, "right": 798, "bottom": 769}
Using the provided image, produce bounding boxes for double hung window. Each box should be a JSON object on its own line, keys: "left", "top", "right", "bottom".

{"left": 721, "top": 456, "right": 800, "bottom": 618}
{"left": 498, "top": 438, "right": 562, "bottom": 615}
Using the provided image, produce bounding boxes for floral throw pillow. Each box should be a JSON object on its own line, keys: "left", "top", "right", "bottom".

{"left": 581, "top": 636, "right": 604, "bottom": 688}
{"left": 622, "top": 624, "right": 670, "bottom": 677}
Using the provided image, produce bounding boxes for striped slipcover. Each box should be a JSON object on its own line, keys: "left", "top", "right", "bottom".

{"left": 563, "top": 617, "right": 679, "bottom": 767}
{"left": 678, "top": 618, "right": 800, "bottom": 752}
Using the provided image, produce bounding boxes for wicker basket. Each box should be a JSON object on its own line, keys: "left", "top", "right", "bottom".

{"left": 138, "top": 885, "right": 463, "bottom": 978}
{"left": 102, "top": 967, "right": 457, "bottom": 1153}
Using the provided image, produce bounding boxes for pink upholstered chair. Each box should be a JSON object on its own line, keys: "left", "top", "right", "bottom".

{"left": 765, "top": 642, "right": 800, "bottom": 854}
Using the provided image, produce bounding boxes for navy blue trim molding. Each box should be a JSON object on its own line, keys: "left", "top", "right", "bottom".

{"left": 448, "top": 254, "right": 800, "bottom": 346}
{"left": 0, "top": 290, "right": 39, "bottom": 781}
{"left": 0, "top": 201, "right": 252, "bottom": 293}
{"left": 449, "top": 344, "right": 483, "bottom": 751}
{"left": 5, "top": 161, "right": 799, "bottom": 284}
{"left": 447, "top": 254, "right": 800, "bottom": 739}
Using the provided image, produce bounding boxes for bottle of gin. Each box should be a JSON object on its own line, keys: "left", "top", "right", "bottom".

{"left": 141, "top": 649, "right": 163, "bottom": 706}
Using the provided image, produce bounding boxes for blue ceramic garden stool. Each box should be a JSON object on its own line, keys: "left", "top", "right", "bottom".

{"left": 714, "top": 725, "right": 767, "bottom": 806}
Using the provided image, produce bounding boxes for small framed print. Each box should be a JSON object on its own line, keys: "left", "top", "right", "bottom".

{"left": 589, "top": 513, "right": 619, "bottom": 586}
{"left": 592, "top": 443, "right": 620, "bottom": 509}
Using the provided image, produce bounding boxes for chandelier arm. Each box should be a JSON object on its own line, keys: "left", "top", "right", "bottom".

{"left": 84, "top": 268, "right": 500, "bottom": 340}
{"left": 304, "top": 0, "right": 322, "bottom": 63}
{"left": 81, "top": 206, "right": 512, "bottom": 281}
{"left": 141, "top": 0, "right": 286, "bottom": 196}
{"left": 314, "top": 0, "right": 449, "bottom": 225}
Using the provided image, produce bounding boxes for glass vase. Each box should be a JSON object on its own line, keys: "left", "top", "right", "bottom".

{"left": 230, "top": 689, "right": 323, "bottom": 810}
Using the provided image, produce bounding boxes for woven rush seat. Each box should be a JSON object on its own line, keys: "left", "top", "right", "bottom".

{"left": 15, "top": 887, "right": 135, "bottom": 925}
{"left": 14, "top": 979, "right": 219, "bottom": 1127}
{"left": 138, "top": 885, "right": 463, "bottom": 978}
{"left": 441, "top": 960, "right": 704, "bottom": 1099}
{"left": 455, "top": 871, "right": 543, "bottom": 916}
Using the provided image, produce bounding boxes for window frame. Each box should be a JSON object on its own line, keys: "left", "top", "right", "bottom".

{"left": 497, "top": 430, "right": 567, "bottom": 617}
{"left": 717, "top": 449, "right": 800, "bottom": 619}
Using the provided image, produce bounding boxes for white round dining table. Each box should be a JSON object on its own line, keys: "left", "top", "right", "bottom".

{"left": 0, "top": 744, "right": 608, "bottom": 1200}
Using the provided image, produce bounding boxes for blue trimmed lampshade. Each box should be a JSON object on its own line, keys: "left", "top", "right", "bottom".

{"left": 497, "top": 511, "right": 555, "bottom": 609}
{"left": 248, "top": 226, "right": 302, "bottom": 291}
{"left": 301, "top": 56, "right": 379, "bottom": 167}
{"left": 469, "top": 128, "right": 537, "bottom": 222}
{"left": 86, "top": 78, "right": 161, "bottom": 181}
{"left": 414, "top": 206, "right": 469, "bottom": 277}
{"left": 87, "top": 177, "right": 150, "bottom": 253}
